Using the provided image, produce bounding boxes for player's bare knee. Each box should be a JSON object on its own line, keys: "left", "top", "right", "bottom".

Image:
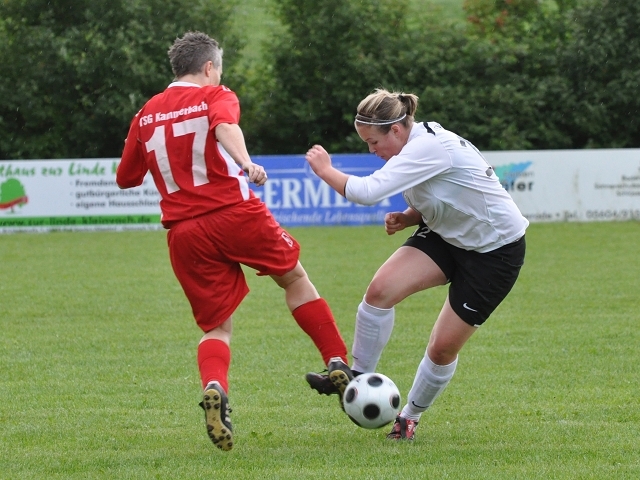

{"left": 364, "top": 281, "right": 397, "bottom": 309}
{"left": 272, "top": 270, "right": 306, "bottom": 289}
{"left": 271, "top": 261, "right": 309, "bottom": 289}
{"left": 426, "top": 345, "right": 458, "bottom": 366}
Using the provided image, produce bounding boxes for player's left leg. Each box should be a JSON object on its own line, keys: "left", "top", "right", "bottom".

{"left": 399, "top": 235, "right": 526, "bottom": 421}
{"left": 388, "top": 298, "right": 474, "bottom": 440}
{"left": 405, "top": 299, "right": 474, "bottom": 411}
{"left": 197, "top": 319, "right": 232, "bottom": 392}
{"left": 389, "top": 236, "right": 526, "bottom": 440}
{"left": 167, "top": 215, "right": 247, "bottom": 451}
{"left": 190, "top": 306, "right": 236, "bottom": 451}
{"left": 306, "top": 228, "right": 451, "bottom": 400}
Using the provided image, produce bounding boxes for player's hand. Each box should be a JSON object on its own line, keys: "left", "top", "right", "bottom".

{"left": 243, "top": 163, "right": 267, "bottom": 186}
{"left": 384, "top": 212, "right": 409, "bottom": 235}
{"left": 305, "top": 145, "right": 331, "bottom": 176}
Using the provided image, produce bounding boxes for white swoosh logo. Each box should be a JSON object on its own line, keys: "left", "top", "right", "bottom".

{"left": 463, "top": 303, "right": 478, "bottom": 312}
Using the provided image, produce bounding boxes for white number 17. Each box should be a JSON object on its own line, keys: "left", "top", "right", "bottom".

{"left": 145, "top": 116, "right": 209, "bottom": 194}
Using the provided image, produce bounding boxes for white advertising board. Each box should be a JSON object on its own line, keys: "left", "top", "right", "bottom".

{"left": 0, "top": 159, "right": 161, "bottom": 232}
{"left": 0, "top": 149, "right": 639, "bottom": 233}
{"left": 485, "top": 149, "right": 640, "bottom": 222}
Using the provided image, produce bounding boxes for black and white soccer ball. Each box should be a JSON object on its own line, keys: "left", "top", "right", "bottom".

{"left": 342, "top": 372, "right": 401, "bottom": 429}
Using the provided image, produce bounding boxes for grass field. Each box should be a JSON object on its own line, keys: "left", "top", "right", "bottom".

{"left": 1, "top": 221, "right": 639, "bottom": 479}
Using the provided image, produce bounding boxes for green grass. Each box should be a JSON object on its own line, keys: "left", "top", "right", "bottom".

{"left": 1, "top": 222, "right": 639, "bottom": 479}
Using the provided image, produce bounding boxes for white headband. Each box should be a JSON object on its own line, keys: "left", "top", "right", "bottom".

{"left": 356, "top": 113, "right": 407, "bottom": 125}
{"left": 355, "top": 113, "right": 407, "bottom": 126}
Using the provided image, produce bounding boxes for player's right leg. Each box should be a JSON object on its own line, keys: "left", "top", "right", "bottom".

{"left": 304, "top": 245, "right": 447, "bottom": 403}
{"left": 350, "top": 246, "right": 447, "bottom": 374}
{"left": 389, "top": 297, "right": 472, "bottom": 441}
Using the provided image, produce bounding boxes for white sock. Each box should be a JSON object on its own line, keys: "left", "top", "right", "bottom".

{"left": 401, "top": 354, "right": 458, "bottom": 421}
{"left": 351, "top": 299, "right": 394, "bottom": 373}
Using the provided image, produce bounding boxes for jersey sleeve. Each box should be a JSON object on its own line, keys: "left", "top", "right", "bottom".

{"left": 116, "top": 112, "right": 149, "bottom": 189}
{"left": 345, "top": 133, "right": 451, "bottom": 205}
{"left": 207, "top": 86, "right": 241, "bottom": 130}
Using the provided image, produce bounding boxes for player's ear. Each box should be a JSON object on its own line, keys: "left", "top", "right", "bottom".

{"left": 203, "top": 60, "right": 213, "bottom": 77}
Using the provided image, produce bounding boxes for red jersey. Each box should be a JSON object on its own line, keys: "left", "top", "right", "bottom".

{"left": 117, "top": 82, "right": 253, "bottom": 226}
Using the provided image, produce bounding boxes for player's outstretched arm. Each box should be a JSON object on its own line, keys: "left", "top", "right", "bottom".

{"left": 215, "top": 123, "right": 267, "bottom": 186}
{"left": 305, "top": 145, "right": 350, "bottom": 196}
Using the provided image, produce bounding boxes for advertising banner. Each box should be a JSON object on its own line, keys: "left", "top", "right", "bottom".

{"left": 0, "top": 159, "right": 161, "bottom": 232}
{"left": 484, "top": 149, "right": 640, "bottom": 222}
{"left": 248, "top": 154, "right": 403, "bottom": 226}
{"left": 0, "top": 155, "right": 405, "bottom": 233}
{"left": 1, "top": 149, "right": 639, "bottom": 233}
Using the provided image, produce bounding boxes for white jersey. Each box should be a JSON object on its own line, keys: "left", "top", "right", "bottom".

{"left": 345, "top": 122, "right": 529, "bottom": 253}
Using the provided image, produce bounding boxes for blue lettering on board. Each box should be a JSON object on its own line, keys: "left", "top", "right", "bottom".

{"left": 252, "top": 154, "right": 406, "bottom": 226}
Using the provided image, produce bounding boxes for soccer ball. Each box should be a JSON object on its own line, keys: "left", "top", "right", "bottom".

{"left": 342, "top": 372, "right": 401, "bottom": 429}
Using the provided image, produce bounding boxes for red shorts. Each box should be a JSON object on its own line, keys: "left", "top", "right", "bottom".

{"left": 167, "top": 197, "right": 300, "bottom": 332}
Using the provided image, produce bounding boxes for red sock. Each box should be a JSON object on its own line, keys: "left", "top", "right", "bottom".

{"left": 197, "top": 339, "right": 231, "bottom": 393}
{"left": 292, "top": 298, "right": 348, "bottom": 366}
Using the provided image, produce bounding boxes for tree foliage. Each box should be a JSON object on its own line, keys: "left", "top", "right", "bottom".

{"left": 560, "top": 0, "right": 640, "bottom": 147}
{"left": 242, "top": 0, "right": 578, "bottom": 152}
{"left": 0, "top": 0, "right": 237, "bottom": 159}
{"left": 241, "top": 0, "right": 411, "bottom": 154}
{"left": 0, "top": 0, "right": 638, "bottom": 158}
{"left": 406, "top": 0, "right": 575, "bottom": 150}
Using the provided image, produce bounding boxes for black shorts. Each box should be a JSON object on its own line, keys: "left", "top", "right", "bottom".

{"left": 403, "top": 223, "right": 526, "bottom": 327}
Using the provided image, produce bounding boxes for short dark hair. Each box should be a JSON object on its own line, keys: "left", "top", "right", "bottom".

{"left": 168, "top": 31, "right": 223, "bottom": 78}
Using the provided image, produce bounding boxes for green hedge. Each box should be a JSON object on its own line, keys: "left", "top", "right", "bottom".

{"left": 0, "top": 0, "right": 637, "bottom": 159}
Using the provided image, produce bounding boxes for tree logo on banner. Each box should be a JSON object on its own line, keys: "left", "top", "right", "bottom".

{"left": 0, "top": 178, "right": 28, "bottom": 213}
